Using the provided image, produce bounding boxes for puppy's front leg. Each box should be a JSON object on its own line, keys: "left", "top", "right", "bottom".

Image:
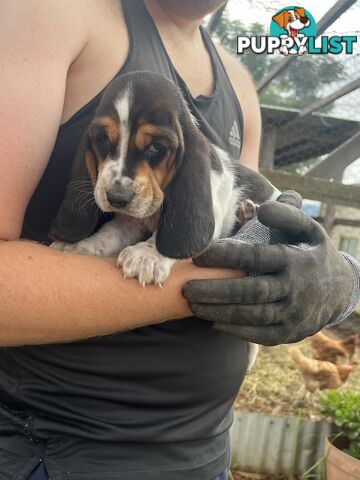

{"left": 117, "top": 234, "right": 176, "bottom": 287}
{"left": 51, "top": 215, "right": 147, "bottom": 258}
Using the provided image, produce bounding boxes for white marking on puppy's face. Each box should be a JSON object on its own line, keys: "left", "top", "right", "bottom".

{"left": 114, "top": 83, "right": 133, "bottom": 175}
{"left": 94, "top": 84, "right": 134, "bottom": 212}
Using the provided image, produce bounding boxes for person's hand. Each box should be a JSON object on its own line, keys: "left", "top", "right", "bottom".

{"left": 182, "top": 201, "right": 354, "bottom": 345}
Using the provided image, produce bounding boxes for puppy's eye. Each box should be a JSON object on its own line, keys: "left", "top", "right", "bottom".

{"left": 93, "top": 133, "right": 111, "bottom": 157}
{"left": 145, "top": 143, "right": 167, "bottom": 162}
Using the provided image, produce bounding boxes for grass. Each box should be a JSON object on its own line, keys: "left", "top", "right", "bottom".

{"left": 232, "top": 472, "right": 300, "bottom": 480}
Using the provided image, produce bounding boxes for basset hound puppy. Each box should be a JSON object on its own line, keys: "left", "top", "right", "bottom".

{"left": 51, "top": 71, "right": 280, "bottom": 287}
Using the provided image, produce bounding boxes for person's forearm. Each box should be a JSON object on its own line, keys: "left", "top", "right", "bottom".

{"left": 0, "top": 240, "right": 239, "bottom": 347}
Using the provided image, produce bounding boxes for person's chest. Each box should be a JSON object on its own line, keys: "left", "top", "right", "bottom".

{"left": 61, "top": 1, "right": 215, "bottom": 125}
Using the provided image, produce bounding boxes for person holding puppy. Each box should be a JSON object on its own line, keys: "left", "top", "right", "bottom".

{"left": 0, "top": 1, "right": 358, "bottom": 479}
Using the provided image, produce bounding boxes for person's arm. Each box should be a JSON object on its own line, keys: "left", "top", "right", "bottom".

{"left": 0, "top": 240, "right": 239, "bottom": 346}
{"left": 0, "top": 1, "right": 239, "bottom": 347}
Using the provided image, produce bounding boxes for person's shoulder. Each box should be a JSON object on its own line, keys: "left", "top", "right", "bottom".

{"left": 214, "top": 43, "right": 258, "bottom": 105}
{"left": 0, "top": 0, "right": 91, "bottom": 29}
{"left": 0, "top": 0, "right": 98, "bottom": 62}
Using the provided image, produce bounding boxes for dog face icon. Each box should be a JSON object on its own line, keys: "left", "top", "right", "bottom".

{"left": 272, "top": 7, "right": 310, "bottom": 38}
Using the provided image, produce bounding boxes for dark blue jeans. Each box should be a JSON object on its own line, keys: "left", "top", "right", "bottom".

{"left": 215, "top": 469, "right": 229, "bottom": 480}
{"left": 27, "top": 463, "right": 228, "bottom": 479}
{"left": 27, "top": 463, "right": 48, "bottom": 480}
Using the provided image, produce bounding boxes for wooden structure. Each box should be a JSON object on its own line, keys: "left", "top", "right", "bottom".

{"left": 262, "top": 171, "right": 360, "bottom": 210}
{"left": 260, "top": 106, "right": 360, "bottom": 171}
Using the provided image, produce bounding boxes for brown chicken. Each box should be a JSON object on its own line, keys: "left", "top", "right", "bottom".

{"left": 290, "top": 348, "right": 356, "bottom": 392}
{"left": 310, "top": 331, "right": 360, "bottom": 364}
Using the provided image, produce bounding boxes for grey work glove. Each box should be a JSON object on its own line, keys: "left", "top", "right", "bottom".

{"left": 183, "top": 199, "right": 354, "bottom": 346}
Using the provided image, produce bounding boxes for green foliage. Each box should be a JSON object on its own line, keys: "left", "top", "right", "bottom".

{"left": 320, "top": 391, "right": 360, "bottom": 460}
{"left": 212, "top": 13, "right": 345, "bottom": 110}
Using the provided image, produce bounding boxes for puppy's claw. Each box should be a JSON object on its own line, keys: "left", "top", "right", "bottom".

{"left": 118, "top": 242, "right": 175, "bottom": 287}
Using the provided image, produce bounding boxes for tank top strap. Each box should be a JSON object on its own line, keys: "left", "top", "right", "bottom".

{"left": 121, "top": 0, "right": 178, "bottom": 82}
{"left": 200, "top": 25, "right": 233, "bottom": 93}
{"left": 203, "top": 27, "right": 244, "bottom": 156}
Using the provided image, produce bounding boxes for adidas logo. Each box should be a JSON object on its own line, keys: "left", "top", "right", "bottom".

{"left": 229, "top": 121, "right": 241, "bottom": 149}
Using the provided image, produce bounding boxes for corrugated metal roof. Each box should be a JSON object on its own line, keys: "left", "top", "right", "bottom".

{"left": 230, "top": 411, "right": 332, "bottom": 475}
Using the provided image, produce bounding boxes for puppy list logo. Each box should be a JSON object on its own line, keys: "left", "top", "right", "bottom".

{"left": 270, "top": 6, "right": 316, "bottom": 56}
{"left": 237, "top": 6, "right": 357, "bottom": 56}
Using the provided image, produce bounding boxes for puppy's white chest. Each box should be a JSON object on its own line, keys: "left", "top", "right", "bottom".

{"left": 211, "top": 168, "right": 240, "bottom": 239}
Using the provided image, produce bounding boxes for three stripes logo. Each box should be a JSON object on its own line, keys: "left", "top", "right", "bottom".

{"left": 229, "top": 121, "right": 241, "bottom": 150}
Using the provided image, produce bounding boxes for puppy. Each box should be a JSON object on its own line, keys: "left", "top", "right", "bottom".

{"left": 50, "top": 71, "right": 280, "bottom": 288}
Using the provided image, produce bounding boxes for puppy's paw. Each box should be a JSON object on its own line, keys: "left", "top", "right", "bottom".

{"left": 117, "top": 242, "right": 174, "bottom": 287}
{"left": 50, "top": 240, "right": 102, "bottom": 256}
{"left": 237, "top": 199, "right": 259, "bottom": 225}
{"left": 50, "top": 240, "right": 73, "bottom": 252}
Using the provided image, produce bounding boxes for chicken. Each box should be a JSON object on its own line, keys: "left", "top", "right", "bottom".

{"left": 290, "top": 348, "right": 356, "bottom": 392}
{"left": 341, "top": 333, "right": 360, "bottom": 360}
{"left": 310, "top": 332, "right": 360, "bottom": 364}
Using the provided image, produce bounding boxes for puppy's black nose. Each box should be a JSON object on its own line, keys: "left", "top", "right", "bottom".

{"left": 300, "top": 16, "right": 308, "bottom": 24}
{"left": 106, "top": 191, "right": 134, "bottom": 208}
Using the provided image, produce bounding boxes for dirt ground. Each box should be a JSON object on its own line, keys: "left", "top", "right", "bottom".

{"left": 234, "top": 315, "right": 360, "bottom": 419}
{"left": 232, "top": 472, "right": 300, "bottom": 480}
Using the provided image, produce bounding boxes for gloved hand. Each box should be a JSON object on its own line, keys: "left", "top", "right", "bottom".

{"left": 183, "top": 200, "right": 354, "bottom": 346}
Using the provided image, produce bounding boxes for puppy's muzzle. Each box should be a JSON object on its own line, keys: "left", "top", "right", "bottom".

{"left": 106, "top": 190, "right": 135, "bottom": 208}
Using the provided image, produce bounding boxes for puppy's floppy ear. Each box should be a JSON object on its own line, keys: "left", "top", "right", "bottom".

{"left": 50, "top": 132, "right": 101, "bottom": 243}
{"left": 156, "top": 115, "right": 215, "bottom": 259}
{"left": 272, "top": 10, "right": 288, "bottom": 29}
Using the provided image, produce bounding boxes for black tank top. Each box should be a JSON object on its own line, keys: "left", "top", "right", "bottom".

{"left": 0, "top": 2, "right": 248, "bottom": 479}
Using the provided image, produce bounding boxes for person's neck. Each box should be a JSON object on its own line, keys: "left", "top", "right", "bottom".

{"left": 144, "top": 0, "right": 203, "bottom": 42}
